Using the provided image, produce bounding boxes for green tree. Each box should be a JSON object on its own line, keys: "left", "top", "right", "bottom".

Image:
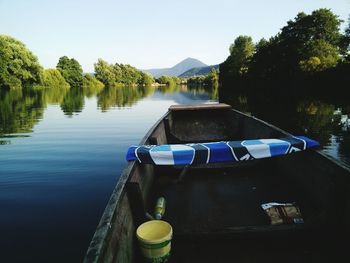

{"left": 157, "top": 76, "right": 176, "bottom": 86}
{"left": 255, "top": 38, "right": 268, "bottom": 52}
{"left": 0, "top": 35, "right": 42, "bottom": 89}
{"left": 118, "top": 64, "right": 142, "bottom": 85}
{"left": 228, "top": 35, "right": 255, "bottom": 75}
{"left": 280, "top": 9, "right": 342, "bottom": 71}
{"left": 299, "top": 57, "right": 322, "bottom": 72}
{"left": 41, "top": 69, "right": 70, "bottom": 89}
{"left": 281, "top": 9, "right": 342, "bottom": 47}
{"left": 299, "top": 39, "right": 339, "bottom": 71}
{"left": 140, "top": 73, "right": 154, "bottom": 86}
{"left": 205, "top": 68, "right": 219, "bottom": 87}
{"left": 94, "top": 59, "right": 116, "bottom": 87}
{"left": 82, "top": 74, "right": 104, "bottom": 97}
{"left": 56, "top": 56, "right": 83, "bottom": 88}
{"left": 94, "top": 59, "right": 144, "bottom": 87}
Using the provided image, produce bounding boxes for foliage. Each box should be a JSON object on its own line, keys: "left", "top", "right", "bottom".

{"left": 186, "top": 68, "right": 218, "bottom": 88}
{"left": 118, "top": 63, "right": 142, "bottom": 85}
{"left": 41, "top": 69, "right": 70, "bottom": 89}
{"left": 179, "top": 65, "right": 220, "bottom": 78}
{"left": 206, "top": 68, "right": 219, "bottom": 88}
{"left": 219, "top": 8, "right": 348, "bottom": 104}
{"left": 82, "top": 74, "right": 104, "bottom": 97}
{"left": 218, "top": 8, "right": 350, "bottom": 149}
{"left": 94, "top": 58, "right": 146, "bottom": 87}
{"left": 140, "top": 73, "right": 154, "bottom": 86}
{"left": 228, "top": 35, "right": 255, "bottom": 75}
{"left": 156, "top": 76, "right": 181, "bottom": 86}
{"left": 94, "top": 59, "right": 116, "bottom": 87}
{"left": 56, "top": 56, "right": 83, "bottom": 88}
{"left": 0, "top": 35, "right": 42, "bottom": 89}
{"left": 299, "top": 57, "right": 322, "bottom": 72}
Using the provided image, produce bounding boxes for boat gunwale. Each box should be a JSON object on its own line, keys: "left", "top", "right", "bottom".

{"left": 84, "top": 111, "right": 170, "bottom": 263}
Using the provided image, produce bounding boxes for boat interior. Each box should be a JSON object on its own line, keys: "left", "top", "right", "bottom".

{"left": 89, "top": 105, "right": 350, "bottom": 263}
{"left": 131, "top": 105, "right": 350, "bottom": 262}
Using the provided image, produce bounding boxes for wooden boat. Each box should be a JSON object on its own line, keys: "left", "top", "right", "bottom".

{"left": 84, "top": 104, "right": 350, "bottom": 263}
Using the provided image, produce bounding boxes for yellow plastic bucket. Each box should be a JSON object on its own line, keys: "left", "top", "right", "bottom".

{"left": 136, "top": 220, "right": 173, "bottom": 263}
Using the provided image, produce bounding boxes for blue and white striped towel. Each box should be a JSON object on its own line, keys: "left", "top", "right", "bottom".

{"left": 126, "top": 136, "right": 319, "bottom": 165}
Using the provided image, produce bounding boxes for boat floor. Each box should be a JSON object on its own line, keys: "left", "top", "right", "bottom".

{"left": 145, "top": 162, "right": 345, "bottom": 262}
{"left": 168, "top": 235, "right": 346, "bottom": 263}
{"left": 152, "top": 161, "right": 316, "bottom": 234}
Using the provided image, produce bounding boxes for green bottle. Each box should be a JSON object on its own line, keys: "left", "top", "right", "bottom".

{"left": 154, "top": 197, "right": 166, "bottom": 220}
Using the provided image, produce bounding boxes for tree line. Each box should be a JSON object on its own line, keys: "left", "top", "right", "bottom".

{"left": 186, "top": 68, "right": 219, "bottom": 88}
{"left": 94, "top": 58, "right": 155, "bottom": 87}
{"left": 219, "top": 9, "right": 350, "bottom": 110}
{"left": 0, "top": 35, "right": 156, "bottom": 91}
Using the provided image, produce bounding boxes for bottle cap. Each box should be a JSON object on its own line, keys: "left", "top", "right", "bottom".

{"left": 155, "top": 213, "right": 162, "bottom": 220}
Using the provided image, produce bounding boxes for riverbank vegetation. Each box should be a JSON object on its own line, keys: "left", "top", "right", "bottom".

{"left": 0, "top": 35, "right": 104, "bottom": 93}
{"left": 0, "top": 35, "right": 154, "bottom": 91}
{"left": 186, "top": 68, "right": 219, "bottom": 88}
{"left": 0, "top": 35, "right": 42, "bottom": 89}
{"left": 219, "top": 8, "right": 350, "bottom": 144}
{"left": 94, "top": 58, "right": 154, "bottom": 87}
{"left": 155, "top": 76, "right": 181, "bottom": 86}
{"left": 219, "top": 9, "right": 350, "bottom": 108}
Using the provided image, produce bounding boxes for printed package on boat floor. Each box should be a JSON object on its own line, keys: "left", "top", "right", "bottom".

{"left": 261, "top": 202, "right": 304, "bottom": 225}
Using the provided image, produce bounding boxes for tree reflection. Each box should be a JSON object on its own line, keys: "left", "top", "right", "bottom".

{"left": 97, "top": 85, "right": 154, "bottom": 111}
{"left": 42, "top": 85, "right": 70, "bottom": 104}
{"left": 60, "top": 87, "right": 85, "bottom": 116}
{"left": 2, "top": 82, "right": 348, "bottom": 156}
{"left": 338, "top": 129, "right": 350, "bottom": 157}
{"left": 186, "top": 85, "right": 218, "bottom": 101}
{"left": 0, "top": 88, "right": 45, "bottom": 135}
{"left": 295, "top": 100, "right": 341, "bottom": 145}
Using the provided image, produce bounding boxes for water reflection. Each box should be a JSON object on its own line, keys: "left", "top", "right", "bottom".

{"left": 97, "top": 85, "right": 154, "bottom": 111}
{"left": 1, "top": 83, "right": 349, "bottom": 167}
{"left": 225, "top": 93, "right": 350, "bottom": 166}
{"left": 295, "top": 100, "right": 342, "bottom": 146}
{"left": 42, "top": 85, "right": 70, "bottom": 105}
{"left": 60, "top": 87, "right": 85, "bottom": 116}
{"left": 0, "top": 85, "right": 216, "bottom": 137}
{"left": 0, "top": 88, "right": 45, "bottom": 135}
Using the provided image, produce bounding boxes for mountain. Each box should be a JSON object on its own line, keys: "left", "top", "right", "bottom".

{"left": 143, "top": 58, "right": 207, "bottom": 78}
{"left": 179, "top": 64, "right": 220, "bottom": 78}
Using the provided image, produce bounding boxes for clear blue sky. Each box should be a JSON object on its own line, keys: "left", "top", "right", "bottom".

{"left": 1, "top": 0, "right": 349, "bottom": 72}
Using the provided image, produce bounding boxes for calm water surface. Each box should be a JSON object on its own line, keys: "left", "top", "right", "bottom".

{"left": 0, "top": 85, "right": 214, "bottom": 262}
{"left": 0, "top": 84, "right": 349, "bottom": 262}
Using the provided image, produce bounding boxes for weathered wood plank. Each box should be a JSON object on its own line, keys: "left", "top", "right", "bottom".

{"left": 126, "top": 182, "right": 148, "bottom": 227}
{"left": 169, "top": 103, "right": 231, "bottom": 111}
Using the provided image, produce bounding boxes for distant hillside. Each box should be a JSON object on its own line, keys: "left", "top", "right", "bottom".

{"left": 143, "top": 58, "right": 207, "bottom": 78}
{"left": 179, "top": 64, "right": 220, "bottom": 78}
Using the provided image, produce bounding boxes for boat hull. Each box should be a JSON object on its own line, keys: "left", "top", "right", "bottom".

{"left": 84, "top": 104, "right": 350, "bottom": 263}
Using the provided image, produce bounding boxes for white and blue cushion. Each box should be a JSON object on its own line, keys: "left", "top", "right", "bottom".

{"left": 126, "top": 136, "right": 319, "bottom": 165}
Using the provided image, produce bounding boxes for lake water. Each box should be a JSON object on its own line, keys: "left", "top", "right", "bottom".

{"left": 0, "top": 85, "right": 215, "bottom": 262}
{"left": 0, "top": 85, "right": 349, "bottom": 262}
